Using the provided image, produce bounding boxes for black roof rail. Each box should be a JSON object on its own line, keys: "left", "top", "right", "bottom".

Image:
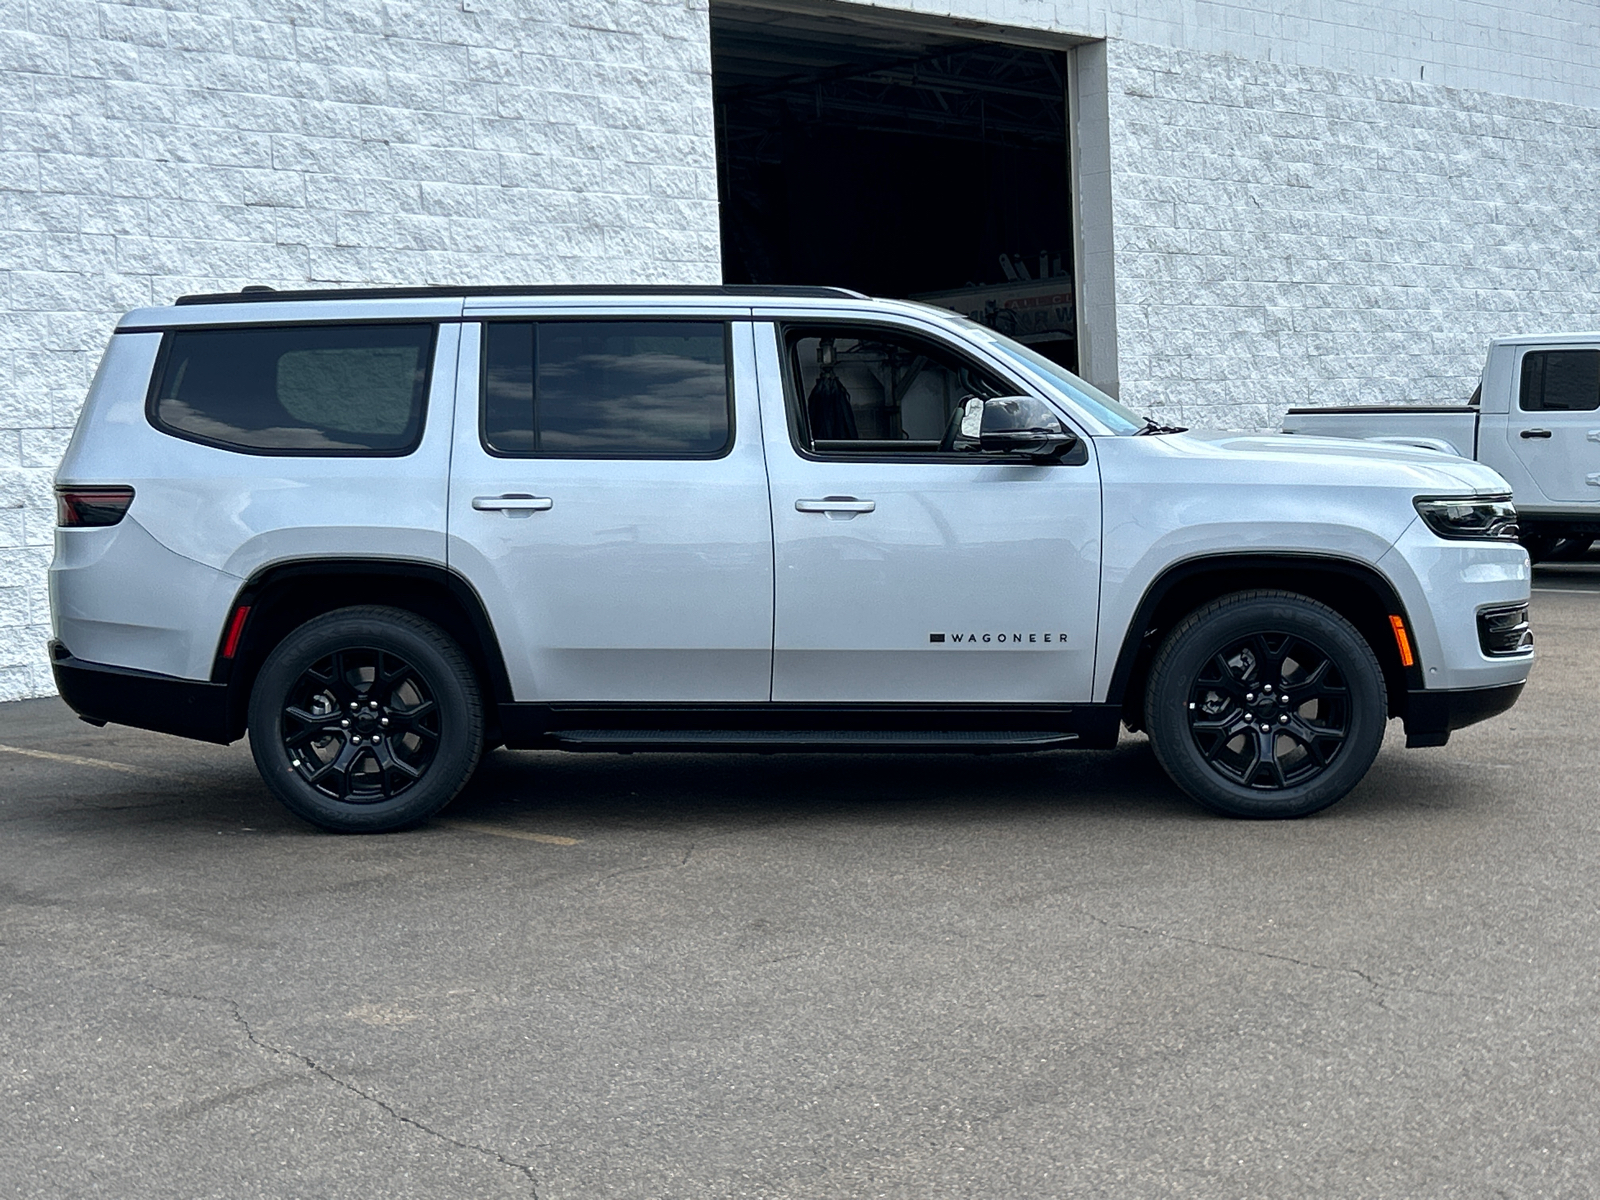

{"left": 174, "top": 284, "right": 871, "bottom": 306}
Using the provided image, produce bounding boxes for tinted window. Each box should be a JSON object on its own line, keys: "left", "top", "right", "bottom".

{"left": 786, "top": 327, "right": 1009, "bottom": 454}
{"left": 1520, "top": 350, "right": 1600, "bottom": 412}
{"left": 483, "top": 321, "right": 731, "bottom": 457}
{"left": 152, "top": 324, "right": 433, "bottom": 454}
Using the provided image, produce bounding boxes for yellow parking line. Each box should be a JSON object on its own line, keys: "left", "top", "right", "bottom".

{"left": 0, "top": 743, "right": 162, "bottom": 777}
{"left": 436, "top": 819, "right": 579, "bottom": 846}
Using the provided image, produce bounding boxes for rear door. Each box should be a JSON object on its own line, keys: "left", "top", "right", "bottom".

{"left": 755, "top": 318, "right": 1102, "bottom": 704}
{"left": 447, "top": 313, "right": 773, "bottom": 702}
{"left": 1505, "top": 346, "right": 1600, "bottom": 504}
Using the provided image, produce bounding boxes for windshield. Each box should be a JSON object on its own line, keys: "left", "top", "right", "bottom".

{"left": 965, "top": 324, "right": 1144, "bottom": 434}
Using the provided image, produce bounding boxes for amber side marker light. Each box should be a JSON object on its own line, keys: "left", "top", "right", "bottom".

{"left": 221, "top": 606, "right": 251, "bottom": 659}
{"left": 56, "top": 486, "right": 135, "bottom": 527}
{"left": 1388, "top": 614, "right": 1415, "bottom": 668}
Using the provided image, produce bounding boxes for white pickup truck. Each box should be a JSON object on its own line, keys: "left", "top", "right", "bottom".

{"left": 1283, "top": 332, "right": 1600, "bottom": 561}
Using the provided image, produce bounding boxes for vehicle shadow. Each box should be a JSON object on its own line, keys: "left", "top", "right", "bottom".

{"left": 443, "top": 736, "right": 1202, "bottom": 833}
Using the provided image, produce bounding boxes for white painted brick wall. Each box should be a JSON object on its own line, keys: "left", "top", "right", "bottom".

{"left": 848, "top": 0, "right": 1600, "bottom": 110}
{"left": 1103, "top": 39, "right": 1600, "bottom": 428}
{"left": 0, "top": 0, "right": 722, "bottom": 702}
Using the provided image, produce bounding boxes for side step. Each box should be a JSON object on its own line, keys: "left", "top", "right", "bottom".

{"left": 550, "top": 729, "right": 1079, "bottom": 753}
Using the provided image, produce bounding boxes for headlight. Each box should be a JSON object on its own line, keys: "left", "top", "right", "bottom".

{"left": 1413, "top": 495, "right": 1519, "bottom": 541}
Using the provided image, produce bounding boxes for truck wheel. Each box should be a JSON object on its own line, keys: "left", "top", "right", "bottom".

{"left": 1144, "top": 591, "right": 1386, "bottom": 819}
{"left": 247, "top": 606, "right": 484, "bottom": 833}
{"left": 1548, "top": 536, "right": 1595, "bottom": 562}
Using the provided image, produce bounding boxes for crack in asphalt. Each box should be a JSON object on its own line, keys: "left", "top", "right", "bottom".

{"left": 151, "top": 986, "right": 541, "bottom": 1196}
{"left": 1079, "top": 912, "right": 1501, "bottom": 1006}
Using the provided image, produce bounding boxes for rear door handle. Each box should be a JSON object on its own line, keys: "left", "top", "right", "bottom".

{"left": 795, "top": 496, "right": 876, "bottom": 519}
{"left": 472, "top": 494, "right": 553, "bottom": 511}
{"left": 1520, "top": 429, "right": 1553, "bottom": 439}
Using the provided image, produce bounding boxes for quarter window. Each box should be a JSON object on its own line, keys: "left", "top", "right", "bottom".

{"left": 1520, "top": 349, "right": 1600, "bottom": 412}
{"left": 482, "top": 321, "right": 731, "bottom": 458}
{"left": 151, "top": 324, "right": 434, "bottom": 454}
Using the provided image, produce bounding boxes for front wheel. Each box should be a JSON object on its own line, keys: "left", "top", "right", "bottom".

{"left": 248, "top": 606, "right": 484, "bottom": 833}
{"left": 1143, "top": 591, "right": 1387, "bottom": 819}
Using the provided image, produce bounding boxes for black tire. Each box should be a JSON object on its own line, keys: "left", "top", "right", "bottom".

{"left": 248, "top": 606, "right": 484, "bottom": 833}
{"left": 1548, "top": 536, "right": 1595, "bottom": 562}
{"left": 1520, "top": 533, "right": 1590, "bottom": 564}
{"left": 1143, "top": 591, "right": 1387, "bottom": 819}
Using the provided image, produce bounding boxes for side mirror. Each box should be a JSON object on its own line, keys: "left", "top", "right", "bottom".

{"left": 979, "top": 396, "right": 1079, "bottom": 462}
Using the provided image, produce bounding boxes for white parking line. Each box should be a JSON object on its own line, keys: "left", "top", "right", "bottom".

{"left": 436, "top": 819, "right": 580, "bottom": 846}
{"left": 0, "top": 743, "right": 163, "bottom": 776}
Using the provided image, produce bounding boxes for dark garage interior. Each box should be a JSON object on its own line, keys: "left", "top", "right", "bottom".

{"left": 711, "top": 3, "right": 1078, "bottom": 366}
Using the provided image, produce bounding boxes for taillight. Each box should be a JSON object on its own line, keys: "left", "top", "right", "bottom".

{"left": 56, "top": 486, "right": 135, "bottom": 527}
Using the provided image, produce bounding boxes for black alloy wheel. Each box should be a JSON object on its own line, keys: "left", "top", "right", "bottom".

{"left": 248, "top": 606, "right": 484, "bottom": 833}
{"left": 1186, "top": 631, "right": 1349, "bottom": 790}
{"left": 282, "top": 648, "right": 441, "bottom": 802}
{"left": 1144, "top": 591, "right": 1387, "bottom": 819}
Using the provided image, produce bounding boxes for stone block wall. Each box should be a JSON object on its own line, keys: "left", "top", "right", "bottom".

{"left": 0, "top": 0, "right": 723, "bottom": 701}
{"left": 1105, "top": 39, "right": 1600, "bottom": 428}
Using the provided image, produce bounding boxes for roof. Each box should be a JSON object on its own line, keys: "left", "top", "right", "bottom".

{"left": 174, "top": 284, "right": 869, "bottom": 306}
{"left": 1487, "top": 330, "right": 1600, "bottom": 346}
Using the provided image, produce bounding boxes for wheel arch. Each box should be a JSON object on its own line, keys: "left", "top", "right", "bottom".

{"left": 210, "top": 559, "right": 513, "bottom": 744}
{"left": 1108, "top": 554, "right": 1424, "bottom": 731}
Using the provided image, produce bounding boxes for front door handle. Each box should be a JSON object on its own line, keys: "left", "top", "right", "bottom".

{"left": 795, "top": 496, "right": 876, "bottom": 520}
{"left": 1520, "top": 429, "right": 1553, "bottom": 439}
{"left": 472, "top": 494, "right": 553, "bottom": 512}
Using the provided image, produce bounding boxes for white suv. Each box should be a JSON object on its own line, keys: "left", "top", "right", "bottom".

{"left": 49, "top": 286, "right": 1533, "bottom": 831}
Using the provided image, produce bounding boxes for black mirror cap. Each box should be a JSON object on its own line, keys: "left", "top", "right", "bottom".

{"left": 978, "top": 397, "right": 1080, "bottom": 461}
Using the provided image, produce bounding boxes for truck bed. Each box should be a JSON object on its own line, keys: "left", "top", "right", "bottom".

{"left": 1281, "top": 405, "right": 1478, "bottom": 458}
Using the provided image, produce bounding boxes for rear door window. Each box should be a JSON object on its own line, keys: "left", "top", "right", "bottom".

{"left": 1519, "top": 349, "right": 1600, "bottom": 412}
{"left": 150, "top": 323, "right": 435, "bottom": 454}
{"left": 482, "top": 320, "right": 732, "bottom": 458}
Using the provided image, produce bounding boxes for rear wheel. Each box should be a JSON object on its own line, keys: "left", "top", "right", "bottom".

{"left": 1144, "top": 591, "right": 1386, "bottom": 819}
{"left": 248, "top": 606, "right": 484, "bottom": 832}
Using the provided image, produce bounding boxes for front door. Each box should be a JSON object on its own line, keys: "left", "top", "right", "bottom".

{"left": 448, "top": 317, "right": 773, "bottom": 703}
{"left": 1506, "top": 345, "right": 1600, "bottom": 504}
{"left": 755, "top": 320, "right": 1102, "bottom": 704}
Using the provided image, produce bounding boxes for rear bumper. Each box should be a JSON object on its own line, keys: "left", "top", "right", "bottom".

{"left": 50, "top": 641, "right": 235, "bottom": 745}
{"left": 1403, "top": 679, "right": 1526, "bottom": 748}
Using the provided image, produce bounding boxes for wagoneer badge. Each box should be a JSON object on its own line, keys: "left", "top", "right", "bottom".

{"left": 930, "top": 632, "right": 1068, "bottom": 645}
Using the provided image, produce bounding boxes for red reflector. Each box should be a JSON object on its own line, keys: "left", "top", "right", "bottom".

{"left": 222, "top": 606, "right": 251, "bottom": 659}
{"left": 56, "top": 486, "right": 135, "bottom": 528}
{"left": 1388, "top": 615, "right": 1415, "bottom": 668}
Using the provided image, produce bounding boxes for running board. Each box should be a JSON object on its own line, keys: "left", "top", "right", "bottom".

{"left": 550, "top": 729, "right": 1079, "bottom": 753}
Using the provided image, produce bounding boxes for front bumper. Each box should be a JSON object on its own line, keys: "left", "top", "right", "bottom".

{"left": 1403, "top": 680, "right": 1526, "bottom": 748}
{"left": 50, "top": 641, "right": 235, "bottom": 745}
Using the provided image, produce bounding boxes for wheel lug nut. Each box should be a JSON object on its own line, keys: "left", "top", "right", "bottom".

{"left": 1264, "top": 684, "right": 1273, "bottom": 693}
{"left": 381, "top": 717, "right": 389, "bottom": 726}
{"left": 1243, "top": 712, "right": 1253, "bottom": 722}
{"left": 1245, "top": 693, "right": 1255, "bottom": 703}
{"left": 341, "top": 719, "right": 350, "bottom": 728}
{"left": 1279, "top": 714, "right": 1289, "bottom": 723}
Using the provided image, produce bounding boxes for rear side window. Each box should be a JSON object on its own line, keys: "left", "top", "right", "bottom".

{"left": 1520, "top": 349, "right": 1600, "bottom": 412}
{"left": 482, "top": 320, "right": 731, "bottom": 458}
{"left": 151, "top": 324, "right": 435, "bottom": 454}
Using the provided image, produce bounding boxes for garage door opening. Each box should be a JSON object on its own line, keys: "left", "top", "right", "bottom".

{"left": 711, "top": 4, "right": 1078, "bottom": 367}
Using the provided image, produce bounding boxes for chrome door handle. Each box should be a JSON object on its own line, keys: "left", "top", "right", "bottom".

{"left": 795, "top": 496, "right": 876, "bottom": 518}
{"left": 472, "top": 494, "right": 553, "bottom": 511}
{"left": 1520, "top": 429, "right": 1552, "bottom": 439}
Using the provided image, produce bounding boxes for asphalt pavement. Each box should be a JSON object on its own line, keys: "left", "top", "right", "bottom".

{"left": 3, "top": 563, "right": 1599, "bottom": 1199}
